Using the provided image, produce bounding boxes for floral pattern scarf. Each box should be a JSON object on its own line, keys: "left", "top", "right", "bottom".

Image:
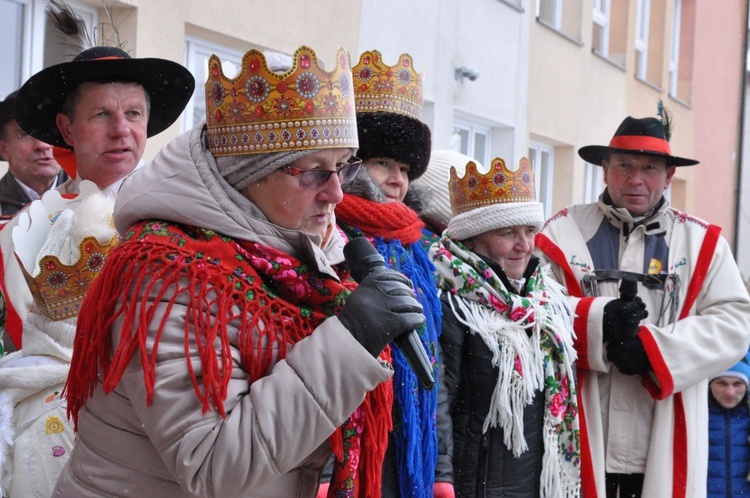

{"left": 66, "top": 220, "right": 392, "bottom": 498}
{"left": 429, "top": 235, "right": 581, "bottom": 497}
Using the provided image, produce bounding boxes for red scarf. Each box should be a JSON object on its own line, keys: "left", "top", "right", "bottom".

{"left": 65, "top": 220, "right": 392, "bottom": 497}
{"left": 336, "top": 194, "right": 424, "bottom": 244}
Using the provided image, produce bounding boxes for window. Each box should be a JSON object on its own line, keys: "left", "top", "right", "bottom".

{"left": 183, "top": 37, "right": 245, "bottom": 131}
{"left": 592, "top": 0, "right": 610, "bottom": 57}
{"left": 537, "top": 0, "right": 583, "bottom": 42}
{"left": 669, "top": 0, "right": 695, "bottom": 104}
{"left": 634, "top": 0, "right": 665, "bottom": 88}
{"left": 528, "top": 141, "right": 554, "bottom": 218}
{"left": 538, "top": 0, "right": 563, "bottom": 30}
{"left": 451, "top": 119, "right": 490, "bottom": 167}
{"left": 583, "top": 162, "right": 603, "bottom": 203}
{"left": 634, "top": 0, "right": 650, "bottom": 79}
{"left": 1, "top": 0, "right": 97, "bottom": 99}
{"left": 0, "top": 0, "right": 29, "bottom": 97}
{"left": 593, "top": 0, "right": 627, "bottom": 67}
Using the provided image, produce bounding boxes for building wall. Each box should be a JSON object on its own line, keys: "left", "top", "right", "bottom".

{"left": 690, "top": 0, "right": 747, "bottom": 245}
{"left": 118, "top": 0, "right": 362, "bottom": 160}
{"left": 357, "top": 0, "right": 530, "bottom": 166}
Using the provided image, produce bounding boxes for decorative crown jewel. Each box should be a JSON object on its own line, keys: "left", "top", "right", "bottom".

{"left": 352, "top": 50, "right": 424, "bottom": 121}
{"left": 12, "top": 182, "right": 118, "bottom": 321}
{"left": 449, "top": 157, "right": 536, "bottom": 216}
{"left": 205, "top": 46, "right": 358, "bottom": 157}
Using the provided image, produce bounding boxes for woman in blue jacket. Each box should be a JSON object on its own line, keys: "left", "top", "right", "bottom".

{"left": 708, "top": 354, "right": 750, "bottom": 497}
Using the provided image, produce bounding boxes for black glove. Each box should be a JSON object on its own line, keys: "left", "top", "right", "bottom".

{"left": 602, "top": 297, "right": 648, "bottom": 343}
{"left": 338, "top": 268, "right": 426, "bottom": 357}
{"left": 606, "top": 336, "right": 651, "bottom": 375}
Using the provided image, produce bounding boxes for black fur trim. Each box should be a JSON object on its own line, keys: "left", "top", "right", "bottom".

{"left": 355, "top": 112, "right": 431, "bottom": 180}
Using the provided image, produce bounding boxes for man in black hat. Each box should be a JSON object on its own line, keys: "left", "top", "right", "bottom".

{"left": 0, "top": 90, "right": 66, "bottom": 219}
{"left": 0, "top": 46, "right": 194, "bottom": 354}
{"left": 534, "top": 113, "right": 750, "bottom": 497}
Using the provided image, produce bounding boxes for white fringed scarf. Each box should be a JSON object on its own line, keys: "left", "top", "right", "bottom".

{"left": 430, "top": 235, "right": 581, "bottom": 497}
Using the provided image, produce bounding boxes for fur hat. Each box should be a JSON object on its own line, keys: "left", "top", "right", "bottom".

{"left": 355, "top": 111, "right": 431, "bottom": 181}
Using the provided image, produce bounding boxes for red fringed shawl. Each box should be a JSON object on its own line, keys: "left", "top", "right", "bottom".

{"left": 65, "top": 220, "right": 392, "bottom": 497}
{"left": 336, "top": 194, "right": 424, "bottom": 244}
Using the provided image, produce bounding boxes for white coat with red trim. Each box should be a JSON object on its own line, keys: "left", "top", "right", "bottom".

{"left": 535, "top": 197, "right": 750, "bottom": 498}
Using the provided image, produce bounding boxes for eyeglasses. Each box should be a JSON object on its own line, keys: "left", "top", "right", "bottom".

{"left": 278, "top": 156, "right": 362, "bottom": 190}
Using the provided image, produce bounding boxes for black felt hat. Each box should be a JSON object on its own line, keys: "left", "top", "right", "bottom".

{"left": 355, "top": 111, "right": 432, "bottom": 181}
{"left": 15, "top": 46, "right": 195, "bottom": 148}
{"left": 0, "top": 90, "right": 19, "bottom": 131}
{"left": 578, "top": 116, "right": 698, "bottom": 167}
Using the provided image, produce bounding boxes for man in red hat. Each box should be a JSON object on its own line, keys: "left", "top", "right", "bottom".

{"left": 535, "top": 113, "right": 750, "bottom": 498}
{"left": 0, "top": 46, "right": 194, "bottom": 353}
{"left": 0, "top": 90, "right": 66, "bottom": 220}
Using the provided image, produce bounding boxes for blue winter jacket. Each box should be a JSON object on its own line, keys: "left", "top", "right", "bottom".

{"left": 708, "top": 395, "right": 750, "bottom": 497}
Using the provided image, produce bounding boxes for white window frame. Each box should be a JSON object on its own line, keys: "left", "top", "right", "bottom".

{"left": 2, "top": 0, "right": 96, "bottom": 98}
{"left": 592, "top": 0, "right": 610, "bottom": 57}
{"left": 668, "top": 0, "right": 682, "bottom": 97}
{"left": 451, "top": 119, "right": 491, "bottom": 167}
{"left": 583, "top": 162, "right": 603, "bottom": 204}
{"left": 537, "top": 0, "right": 563, "bottom": 30}
{"left": 635, "top": 0, "right": 651, "bottom": 80}
{"left": 528, "top": 141, "right": 554, "bottom": 219}
{"left": 183, "top": 37, "right": 245, "bottom": 131}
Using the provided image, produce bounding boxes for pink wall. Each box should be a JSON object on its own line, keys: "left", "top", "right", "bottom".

{"left": 690, "top": 0, "right": 747, "bottom": 243}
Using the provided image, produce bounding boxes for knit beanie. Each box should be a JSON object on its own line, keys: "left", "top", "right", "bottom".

{"left": 214, "top": 51, "right": 315, "bottom": 190}
{"left": 712, "top": 355, "right": 750, "bottom": 386}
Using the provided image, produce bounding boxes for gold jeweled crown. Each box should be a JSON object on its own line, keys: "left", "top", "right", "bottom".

{"left": 205, "top": 46, "right": 358, "bottom": 157}
{"left": 449, "top": 157, "right": 536, "bottom": 216}
{"left": 352, "top": 50, "right": 424, "bottom": 121}
{"left": 12, "top": 182, "right": 118, "bottom": 321}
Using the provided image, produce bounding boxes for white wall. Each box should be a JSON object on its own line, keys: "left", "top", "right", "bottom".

{"left": 357, "top": 0, "right": 530, "bottom": 165}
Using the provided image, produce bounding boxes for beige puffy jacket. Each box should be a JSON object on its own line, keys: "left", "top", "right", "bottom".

{"left": 52, "top": 125, "right": 393, "bottom": 498}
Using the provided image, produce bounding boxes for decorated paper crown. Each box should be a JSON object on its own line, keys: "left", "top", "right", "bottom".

{"left": 352, "top": 50, "right": 424, "bottom": 121}
{"left": 450, "top": 158, "right": 536, "bottom": 215}
{"left": 205, "top": 46, "right": 358, "bottom": 157}
{"left": 447, "top": 157, "right": 544, "bottom": 240}
{"left": 12, "top": 181, "right": 118, "bottom": 321}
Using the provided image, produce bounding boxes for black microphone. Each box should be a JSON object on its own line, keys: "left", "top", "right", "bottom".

{"left": 343, "top": 236, "right": 435, "bottom": 391}
{"left": 619, "top": 275, "right": 638, "bottom": 302}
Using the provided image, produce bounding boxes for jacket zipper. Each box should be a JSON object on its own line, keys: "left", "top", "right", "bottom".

{"left": 478, "top": 433, "right": 490, "bottom": 497}
{"left": 724, "top": 411, "right": 731, "bottom": 496}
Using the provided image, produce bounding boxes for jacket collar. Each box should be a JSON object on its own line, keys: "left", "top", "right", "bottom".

{"left": 598, "top": 189, "right": 669, "bottom": 239}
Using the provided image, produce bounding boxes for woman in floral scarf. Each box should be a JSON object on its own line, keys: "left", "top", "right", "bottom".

{"left": 430, "top": 158, "right": 580, "bottom": 497}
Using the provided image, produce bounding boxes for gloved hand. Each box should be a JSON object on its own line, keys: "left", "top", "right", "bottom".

{"left": 338, "top": 268, "right": 425, "bottom": 357}
{"left": 602, "top": 297, "right": 648, "bottom": 343}
{"left": 606, "top": 336, "right": 651, "bottom": 375}
{"left": 433, "top": 481, "right": 456, "bottom": 498}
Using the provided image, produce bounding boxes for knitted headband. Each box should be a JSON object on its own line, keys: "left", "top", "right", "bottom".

{"left": 446, "top": 157, "right": 544, "bottom": 241}
{"left": 447, "top": 202, "right": 545, "bottom": 241}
